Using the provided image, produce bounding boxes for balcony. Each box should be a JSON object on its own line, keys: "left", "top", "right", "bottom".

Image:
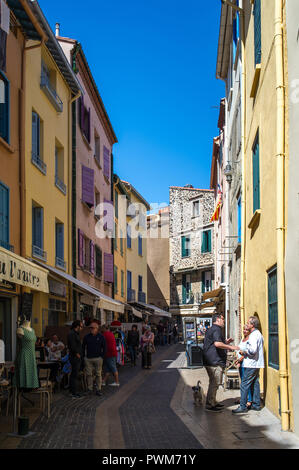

{"left": 40, "top": 70, "right": 63, "bottom": 113}
{"left": 56, "top": 257, "right": 66, "bottom": 271}
{"left": 127, "top": 288, "right": 136, "bottom": 302}
{"left": 32, "top": 245, "right": 47, "bottom": 262}
{"left": 171, "top": 292, "right": 202, "bottom": 306}
{"left": 0, "top": 240, "right": 14, "bottom": 252}
{"left": 138, "top": 291, "right": 146, "bottom": 303}
{"left": 32, "top": 152, "right": 47, "bottom": 175}
{"left": 55, "top": 175, "right": 67, "bottom": 195}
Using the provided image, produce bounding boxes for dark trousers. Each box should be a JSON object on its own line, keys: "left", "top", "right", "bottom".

{"left": 70, "top": 356, "right": 81, "bottom": 395}
{"left": 240, "top": 368, "right": 261, "bottom": 409}
{"left": 142, "top": 349, "right": 152, "bottom": 368}
{"left": 128, "top": 345, "right": 137, "bottom": 364}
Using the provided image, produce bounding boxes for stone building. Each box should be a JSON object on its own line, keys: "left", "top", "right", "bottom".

{"left": 169, "top": 185, "right": 215, "bottom": 341}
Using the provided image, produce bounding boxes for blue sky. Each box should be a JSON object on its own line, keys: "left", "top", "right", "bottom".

{"left": 39, "top": 0, "right": 224, "bottom": 208}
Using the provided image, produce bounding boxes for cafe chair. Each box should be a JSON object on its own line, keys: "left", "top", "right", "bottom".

{"left": 0, "top": 365, "right": 13, "bottom": 416}
{"left": 224, "top": 352, "right": 240, "bottom": 391}
{"left": 31, "top": 369, "right": 52, "bottom": 418}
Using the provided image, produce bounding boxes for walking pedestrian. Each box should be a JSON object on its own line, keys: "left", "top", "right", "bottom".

{"left": 157, "top": 321, "right": 164, "bottom": 346}
{"left": 127, "top": 324, "right": 140, "bottom": 366}
{"left": 203, "top": 314, "right": 240, "bottom": 412}
{"left": 232, "top": 316, "right": 264, "bottom": 414}
{"left": 67, "top": 320, "right": 84, "bottom": 399}
{"left": 140, "top": 326, "right": 155, "bottom": 369}
{"left": 82, "top": 321, "right": 106, "bottom": 397}
{"left": 101, "top": 325, "right": 120, "bottom": 387}
{"left": 235, "top": 325, "right": 253, "bottom": 409}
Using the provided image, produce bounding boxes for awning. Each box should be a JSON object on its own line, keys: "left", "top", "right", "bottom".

{"left": 126, "top": 305, "right": 143, "bottom": 319}
{"left": 135, "top": 301, "right": 171, "bottom": 318}
{"left": 33, "top": 261, "right": 124, "bottom": 313}
{"left": 202, "top": 287, "right": 224, "bottom": 301}
{"left": 0, "top": 247, "right": 49, "bottom": 293}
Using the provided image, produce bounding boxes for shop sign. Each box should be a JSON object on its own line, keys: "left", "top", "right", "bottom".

{"left": 0, "top": 247, "right": 49, "bottom": 293}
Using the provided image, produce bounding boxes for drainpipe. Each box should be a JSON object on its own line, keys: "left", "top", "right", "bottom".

{"left": 275, "top": 0, "right": 290, "bottom": 431}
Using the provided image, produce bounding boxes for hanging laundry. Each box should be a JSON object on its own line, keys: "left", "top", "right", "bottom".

{"left": 0, "top": 0, "right": 10, "bottom": 34}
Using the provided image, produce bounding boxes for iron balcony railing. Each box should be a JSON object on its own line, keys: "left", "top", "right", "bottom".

{"left": 171, "top": 292, "right": 202, "bottom": 306}
{"left": 55, "top": 175, "right": 67, "bottom": 195}
{"left": 138, "top": 291, "right": 146, "bottom": 303}
{"left": 127, "top": 288, "right": 136, "bottom": 302}
{"left": 0, "top": 240, "right": 14, "bottom": 252}
{"left": 55, "top": 257, "right": 66, "bottom": 271}
{"left": 40, "top": 70, "right": 63, "bottom": 113}
{"left": 32, "top": 152, "right": 47, "bottom": 175}
{"left": 32, "top": 245, "right": 47, "bottom": 262}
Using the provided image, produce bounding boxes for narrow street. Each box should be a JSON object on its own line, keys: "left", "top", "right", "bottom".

{"left": 2, "top": 344, "right": 298, "bottom": 450}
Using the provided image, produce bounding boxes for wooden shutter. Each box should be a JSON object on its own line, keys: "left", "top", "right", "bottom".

{"left": 82, "top": 165, "right": 94, "bottom": 207}
{"left": 201, "top": 232, "right": 206, "bottom": 253}
{"left": 95, "top": 245, "right": 102, "bottom": 277}
{"left": 181, "top": 236, "right": 186, "bottom": 257}
{"left": 32, "top": 111, "right": 39, "bottom": 157}
{"left": 79, "top": 96, "right": 84, "bottom": 130}
{"left": 127, "top": 270, "right": 132, "bottom": 289}
{"left": 127, "top": 223, "right": 131, "bottom": 248}
{"left": 202, "top": 271, "right": 206, "bottom": 294}
{"left": 138, "top": 234, "right": 142, "bottom": 256}
{"left": 90, "top": 241, "right": 95, "bottom": 274}
{"left": 33, "top": 206, "right": 43, "bottom": 249}
{"left": 268, "top": 267, "right": 279, "bottom": 369}
{"left": 252, "top": 135, "right": 260, "bottom": 213}
{"left": 55, "top": 223, "right": 64, "bottom": 260}
{"left": 114, "top": 266, "right": 118, "bottom": 292}
{"left": 254, "top": 0, "right": 261, "bottom": 65}
{"left": 182, "top": 274, "right": 186, "bottom": 303}
{"left": 103, "top": 146, "right": 110, "bottom": 181}
{"left": 104, "top": 198, "right": 113, "bottom": 231}
{"left": 104, "top": 253, "right": 114, "bottom": 282}
{"left": 0, "top": 182, "right": 9, "bottom": 245}
{"left": 0, "top": 74, "right": 9, "bottom": 142}
{"left": 78, "top": 229, "right": 84, "bottom": 267}
{"left": 138, "top": 275, "right": 142, "bottom": 293}
{"left": 207, "top": 230, "right": 211, "bottom": 253}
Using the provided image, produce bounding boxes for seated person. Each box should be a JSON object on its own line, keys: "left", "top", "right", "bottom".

{"left": 45, "top": 339, "right": 53, "bottom": 360}
{"left": 50, "top": 335, "right": 65, "bottom": 361}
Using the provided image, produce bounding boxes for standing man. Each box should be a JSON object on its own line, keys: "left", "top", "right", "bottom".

{"left": 232, "top": 316, "right": 264, "bottom": 414}
{"left": 67, "top": 320, "right": 83, "bottom": 399}
{"left": 101, "top": 325, "right": 120, "bottom": 387}
{"left": 127, "top": 324, "right": 140, "bottom": 367}
{"left": 203, "top": 314, "right": 240, "bottom": 412}
{"left": 82, "top": 321, "right": 106, "bottom": 397}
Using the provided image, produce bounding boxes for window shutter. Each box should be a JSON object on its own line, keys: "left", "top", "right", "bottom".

{"left": 0, "top": 183, "right": 9, "bottom": 245}
{"left": 114, "top": 266, "right": 118, "bottom": 292}
{"left": 0, "top": 74, "right": 9, "bottom": 142}
{"left": 182, "top": 274, "right": 186, "bottom": 304}
{"left": 138, "top": 275, "right": 142, "bottom": 293}
{"left": 103, "top": 146, "right": 110, "bottom": 181}
{"left": 253, "top": 136, "right": 260, "bottom": 213}
{"left": 127, "top": 223, "right": 131, "bottom": 248}
{"left": 95, "top": 245, "right": 102, "bottom": 277}
{"left": 80, "top": 96, "right": 84, "bottom": 130}
{"left": 82, "top": 165, "right": 94, "bottom": 207}
{"left": 90, "top": 241, "right": 95, "bottom": 274}
{"left": 207, "top": 230, "right": 211, "bottom": 253}
{"left": 201, "top": 232, "right": 206, "bottom": 253}
{"left": 104, "top": 198, "right": 113, "bottom": 231}
{"left": 87, "top": 108, "right": 91, "bottom": 143}
{"left": 138, "top": 234, "right": 142, "bottom": 256}
{"left": 121, "top": 270, "right": 124, "bottom": 297}
{"left": 32, "top": 111, "right": 39, "bottom": 158}
{"left": 56, "top": 223, "right": 64, "bottom": 260}
{"left": 104, "top": 253, "right": 114, "bottom": 282}
{"left": 78, "top": 229, "right": 84, "bottom": 267}
{"left": 181, "top": 236, "right": 186, "bottom": 257}
{"left": 127, "top": 270, "right": 132, "bottom": 289}
{"left": 115, "top": 189, "right": 118, "bottom": 219}
{"left": 253, "top": 0, "right": 261, "bottom": 65}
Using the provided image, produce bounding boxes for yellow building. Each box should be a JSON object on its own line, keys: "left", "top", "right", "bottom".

{"left": 23, "top": 2, "right": 81, "bottom": 336}
{"left": 121, "top": 181, "right": 150, "bottom": 315}
{"left": 240, "top": 0, "right": 292, "bottom": 429}
{"left": 113, "top": 175, "right": 129, "bottom": 313}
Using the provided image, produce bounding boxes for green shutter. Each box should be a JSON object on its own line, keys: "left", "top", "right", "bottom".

{"left": 202, "top": 271, "right": 206, "bottom": 293}
{"left": 207, "top": 230, "right": 211, "bottom": 253}
{"left": 253, "top": 135, "right": 260, "bottom": 213}
{"left": 181, "top": 236, "right": 186, "bottom": 257}
{"left": 201, "top": 232, "right": 206, "bottom": 253}
{"left": 182, "top": 274, "right": 186, "bottom": 304}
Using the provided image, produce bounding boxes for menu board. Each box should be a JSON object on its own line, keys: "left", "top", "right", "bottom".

{"left": 21, "top": 293, "right": 33, "bottom": 320}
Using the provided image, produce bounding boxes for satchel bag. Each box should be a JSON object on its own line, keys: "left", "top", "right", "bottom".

{"left": 147, "top": 342, "right": 156, "bottom": 354}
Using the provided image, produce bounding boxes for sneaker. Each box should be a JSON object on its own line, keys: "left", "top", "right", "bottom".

{"left": 71, "top": 394, "right": 84, "bottom": 399}
{"left": 109, "top": 382, "right": 120, "bottom": 387}
{"left": 205, "top": 406, "right": 222, "bottom": 412}
{"left": 232, "top": 406, "right": 248, "bottom": 414}
{"left": 215, "top": 403, "right": 225, "bottom": 408}
{"left": 251, "top": 406, "right": 261, "bottom": 411}
{"left": 96, "top": 390, "right": 103, "bottom": 397}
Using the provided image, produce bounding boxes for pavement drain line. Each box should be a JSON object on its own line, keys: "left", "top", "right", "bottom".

{"left": 94, "top": 345, "right": 180, "bottom": 449}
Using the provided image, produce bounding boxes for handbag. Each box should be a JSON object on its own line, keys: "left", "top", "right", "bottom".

{"left": 147, "top": 342, "right": 156, "bottom": 354}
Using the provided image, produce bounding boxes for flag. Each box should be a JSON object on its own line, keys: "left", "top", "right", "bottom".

{"left": 211, "top": 185, "right": 222, "bottom": 222}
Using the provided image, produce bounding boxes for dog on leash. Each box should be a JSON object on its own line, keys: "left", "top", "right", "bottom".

{"left": 192, "top": 380, "right": 204, "bottom": 406}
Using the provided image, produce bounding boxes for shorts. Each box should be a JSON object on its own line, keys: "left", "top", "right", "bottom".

{"left": 104, "top": 357, "right": 117, "bottom": 374}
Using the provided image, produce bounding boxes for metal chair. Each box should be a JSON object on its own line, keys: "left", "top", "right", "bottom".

{"left": 224, "top": 353, "right": 240, "bottom": 391}
{"left": 30, "top": 368, "right": 52, "bottom": 418}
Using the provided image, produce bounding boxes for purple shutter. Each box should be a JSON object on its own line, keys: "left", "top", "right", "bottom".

{"left": 80, "top": 97, "right": 84, "bottom": 130}
{"left": 104, "top": 253, "right": 114, "bottom": 283}
{"left": 87, "top": 108, "right": 91, "bottom": 143}
{"left": 104, "top": 198, "right": 114, "bottom": 231}
{"left": 103, "top": 146, "right": 110, "bottom": 181}
{"left": 78, "top": 229, "right": 84, "bottom": 267}
{"left": 82, "top": 165, "right": 94, "bottom": 207}
{"left": 90, "top": 241, "right": 95, "bottom": 274}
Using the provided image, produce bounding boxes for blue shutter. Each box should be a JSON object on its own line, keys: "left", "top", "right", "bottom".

{"left": 253, "top": 135, "right": 260, "bottom": 213}
{"left": 254, "top": 0, "right": 261, "bottom": 65}
{"left": 138, "top": 234, "right": 142, "bottom": 256}
{"left": 33, "top": 206, "right": 43, "bottom": 249}
{"left": 32, "top": 111, "right": 40, "bottom": 158}
{"left": 0, "top": 73, "right": 9, "bottom": 143}
{"left": 268, "top": 267, "right": 279, "bottom": 369}
{"left": 56, "top": 223, "right": 64, "bottom": 260}
{"left": 0, "top": 182, "right": 9, "bottom": 246}
{"left": 138, "top": 275, "right": 142, "bottom": 292}
{"left": 127, "top": 270, "right": 132, "bottom": 289}
{"left": 182, "top": 274, "right": 186, "bottom": 304}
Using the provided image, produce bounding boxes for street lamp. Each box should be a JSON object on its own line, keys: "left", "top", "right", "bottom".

{"left": 224, "top": 162, "right": 233, "bottom": 184}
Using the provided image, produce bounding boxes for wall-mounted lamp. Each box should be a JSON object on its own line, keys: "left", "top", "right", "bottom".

{"left": 224, "top": 162, "right": 233, "bottom": 184}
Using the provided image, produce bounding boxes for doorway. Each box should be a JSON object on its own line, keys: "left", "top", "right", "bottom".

{"left": 0, "top": 297, "right": 12, "bottom": 361}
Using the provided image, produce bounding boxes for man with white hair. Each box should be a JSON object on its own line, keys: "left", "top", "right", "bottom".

{"left": 232, "top": 315, "right": 265, "bottom": 414}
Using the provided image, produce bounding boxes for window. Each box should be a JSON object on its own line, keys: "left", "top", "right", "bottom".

{"left": 253, "top": 0, "right": 261, "bottom": 65}
{"left": 114, "top": 189, "right": 118, "bottom": 219}
{"left": 32, "top": 204, "right": 46, "bottom": 260}
{"left": 268, "top": 266, "right": 279, "bottom": 369}
{"left": 121, "top": 270, "right": 124, "bottom": 297}
{"left": 127, "top": 223, "right": 131, "bottom": 249}
{"left": 138, "top": 275, "right": 143, "bottom": 293}
{"left": 95, "top": 245, "right": 102, "bottom": 278}
{"left": 138, "top": 234, "right": 142, "bottom": 256}
{"left": 79, "top": 96, "right": 90, "bottom": 143}
{"left": 114, "top": 266, "right": 118, "bottom": 294}
{"left": 182, "top": 274, "right": 192, "bottom": 304}
{"left": 114, "top": 222, "right": 117, "bottom": 250}
{"left": 55, "top": 222, "right": 65, "bottom": 270}
{"left": 120, "top": 229, "right": 123, "bottom": 256}
{"left": 40, "top": 61, "right": 62, "bottom": 112}
{"left": 94, "top": 134, "right": 101, "bottom": 166}
{"left": 232, "top": 4, "right": 239, "bottom": 63}
{"left": 202, "top": 271, "right": 212, "bottom": 294}
{"left": 201, "top": 230, "right": 211, "bottom": 253}
{"left": 95, "top": 190, "right": 100, "bottom": 219}
{"left": 127, "top": 270, "right": 132, "bottom": 289}
{"left": 221, "top": 265, "right": 225, "bottom": 284}
{"left": 0, "top": 181, "right": 10, "bottom": 250}
{"left": 55, "top": 143, "right": 66, "bottom": 194}
{"left": 181, "top": 235, "right": 191, "bottom": 258}
{"left": 0, "top": 71, "right": 9, "bottom": 143}
{"left": 237, "top": 197, "right": 241, "bottom": 243}
{"left": 32, "top": 111, "right": 46, "bottom": 174}
{"left": 193, "top": 201, "right": 199, "bottom": 217}
{"left": 252, "top": 132, "right": 260, "bottom": 213}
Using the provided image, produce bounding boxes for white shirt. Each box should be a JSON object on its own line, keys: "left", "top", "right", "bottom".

{"left": 240, "top": 329, "right": 265, "bottom": 368}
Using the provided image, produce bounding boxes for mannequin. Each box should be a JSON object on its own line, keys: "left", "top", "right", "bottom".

{"left": 13, "top": 314, "right": 39, "bottom": 390}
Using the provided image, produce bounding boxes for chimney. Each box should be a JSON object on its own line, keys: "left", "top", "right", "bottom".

{"left": 55, "top": 23, "right": 60, "bottom": 37}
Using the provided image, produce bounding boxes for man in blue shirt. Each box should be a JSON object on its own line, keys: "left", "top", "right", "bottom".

{"left": 82, "top": 321, "right": 106, "bottom": 396}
